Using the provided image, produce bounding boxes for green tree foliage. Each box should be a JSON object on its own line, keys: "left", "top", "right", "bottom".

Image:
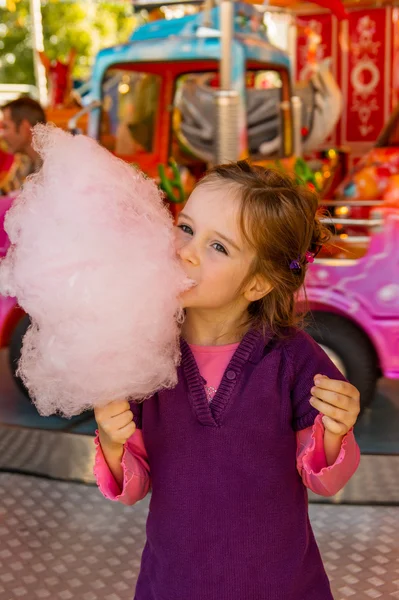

{"left": 0, "top": 1, "right": 33, "bottom": 84}
{"left": 0, "top": 0, "right": 136, "bottom": 85}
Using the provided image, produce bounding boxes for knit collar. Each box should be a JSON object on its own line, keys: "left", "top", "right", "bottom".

{"left": 180, "top": 328, "right": 273, "bottom": 427}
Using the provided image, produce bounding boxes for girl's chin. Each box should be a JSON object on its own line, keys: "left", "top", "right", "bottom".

{"left": 179, "top": 295, "right": 194, "bottom": 309}
{"left": 179, "top": 293, "right": 199, "bottom": 310}
{"left": 178, "top": 290, "right": 193, "bottom": 309}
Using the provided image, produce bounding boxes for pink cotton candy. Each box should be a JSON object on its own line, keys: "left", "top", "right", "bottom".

{"left": 0, "top": 124, "right": 191, "bottom": 417}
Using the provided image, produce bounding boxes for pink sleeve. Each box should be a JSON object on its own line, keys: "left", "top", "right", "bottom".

{"left": 296, "top": 414, "right": 360, "bottom": 497}
{"left": 93, "top": 429, "right": 151, "bottom": 506}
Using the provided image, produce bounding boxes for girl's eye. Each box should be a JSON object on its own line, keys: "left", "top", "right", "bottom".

{"left": 212, "top": 242, "right": 228, "bottom": 255}
{"left": 178, "top": 224, "right": 193, "bottom": 235}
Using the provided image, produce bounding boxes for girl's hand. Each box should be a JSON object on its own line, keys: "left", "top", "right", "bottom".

{"left": 309, "top": 375, "right": 360, "bottom": 436}
{"left": 94, "top": 399, "right": 136, "bottom": 447}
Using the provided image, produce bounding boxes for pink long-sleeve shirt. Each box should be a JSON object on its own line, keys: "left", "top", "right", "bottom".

{"left": 94, "top": 342, "right": 360, "bottom": 504}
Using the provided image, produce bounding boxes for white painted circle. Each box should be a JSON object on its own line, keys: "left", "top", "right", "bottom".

{"left": 350, "top": 60, "right": 380, "bottom": 96}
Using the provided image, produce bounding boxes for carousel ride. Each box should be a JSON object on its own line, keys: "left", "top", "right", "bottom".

{"left": 0, "top": 0, "right": 347, "bottom": 196}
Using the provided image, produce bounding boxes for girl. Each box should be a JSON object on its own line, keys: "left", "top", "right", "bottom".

{"left": 94, "top": 161, "right": 361, "bottom": 600}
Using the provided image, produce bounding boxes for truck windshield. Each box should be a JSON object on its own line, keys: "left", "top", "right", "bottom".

{"left": 171, "top": 68, "right": 284, "bottom": 165}
{"left": 246, "top": 69, "right": 283, "bottom": 159}
{"left": 100, "top": 68, "right": 161, "bottom": 157}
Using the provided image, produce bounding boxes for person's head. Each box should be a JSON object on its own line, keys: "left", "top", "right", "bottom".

{"left": 175, "top": 160, "right": 329, "bottom": 334}
{"left": 1, "top": 97, "right": 46, "bottom": 155}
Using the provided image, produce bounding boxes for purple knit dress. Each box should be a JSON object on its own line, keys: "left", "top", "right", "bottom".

{"left": 131, "top": 328, "right": 345, "bottom": 600}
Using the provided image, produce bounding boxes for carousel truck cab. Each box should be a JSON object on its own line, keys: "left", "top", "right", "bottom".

{"left": 87, "top": 3, "right": 295, "bottom": 179}
{"left": 304, "top": 206, "right": 399, "bottom": 411}
{"left": 85, "top": 2, "right": 341, "bottom": 204}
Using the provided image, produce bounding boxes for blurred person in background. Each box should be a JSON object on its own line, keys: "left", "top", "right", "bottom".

{"left": 0, "top": 97, "right": 46, "bottom": 194}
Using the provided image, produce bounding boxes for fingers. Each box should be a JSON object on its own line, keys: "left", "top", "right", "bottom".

{"left": 312, "top": 375, "right": 360, "bottom": 412}
{"left": 309, "top": 395, "right": 349, "bottom": 427}
{"left": 94, "top": 399, "right": 136, "bottom": 445}
{"left": 99, "top": 408, "right": 134, "bottom": 433}
{"left": 310, "top": 385, "right": 351, "bottom": 411}
{"left": 100, "top": 420, "right": 136, "bottom": 446}
{"left": 109, "top": 398, "right": 131, "bottom": 413}
{"left": 117, "top": 421, "right": 137, "bottom": 442}
{"left": 98, "top": 399, "right": 131, "bottom": 419}
{"left": 103, "top": 419, "right": 137, "bottom": 445}
{"left": 110, "top": 410, "right": 134, "bottom": 431}
{"left": 313, "top": 375, "right": 359, "bottom": 400}
{"left": 310, "top": 375, "right": 361, "bottom": 433}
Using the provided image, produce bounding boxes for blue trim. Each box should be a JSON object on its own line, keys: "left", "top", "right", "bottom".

{"left": 87, "top": 2, "right": 290, "bottom": 138}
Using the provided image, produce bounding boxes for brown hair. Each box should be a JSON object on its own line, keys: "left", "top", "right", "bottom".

{"left": 198, "top": 160, "right": 330, "bottom": 335}
{"left": 1, "top": 96, "right": 46, "bottom": 129}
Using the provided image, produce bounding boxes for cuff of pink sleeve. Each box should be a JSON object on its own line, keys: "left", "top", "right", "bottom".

{"left": 93, "top": 432, "right": 123, "bottom": 499}
{"left": 301, "top": 415, "right": 360, "bottom": 496}
{"left": 93, "top": 431, "right": 144, "bottom": 502}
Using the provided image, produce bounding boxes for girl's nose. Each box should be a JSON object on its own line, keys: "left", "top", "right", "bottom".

{"left": 177, "top": 240, "right": 200, "bottom": 266}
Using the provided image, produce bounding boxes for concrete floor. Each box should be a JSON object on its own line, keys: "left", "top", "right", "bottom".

{"left": 0, "top": 474, "right": 398, "bottom": 600}
{"left": 0, "top": 349, "right": 398, "bottom": 600}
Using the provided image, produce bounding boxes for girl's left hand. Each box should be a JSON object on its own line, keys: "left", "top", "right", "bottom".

{"left": 310, "top": 375, "right": 361, "bottom": 436}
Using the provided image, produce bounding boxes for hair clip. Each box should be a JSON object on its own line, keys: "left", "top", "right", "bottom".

{"left": 289, "top": 258, "right": 302, "bottom": 275}
{"left": 304, "top": 250, "right": 315, "bottom": 264}
{"left": 290, "top": 246, "right": 321, "bottom": 274}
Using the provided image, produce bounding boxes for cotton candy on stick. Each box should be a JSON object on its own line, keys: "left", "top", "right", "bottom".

{"left": 0, "top": 124, "right": 191, "bottom": 417}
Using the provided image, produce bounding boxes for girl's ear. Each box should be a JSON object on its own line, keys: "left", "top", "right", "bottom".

{"left": 243, "top": 274, "right": 272, "bottom": 303}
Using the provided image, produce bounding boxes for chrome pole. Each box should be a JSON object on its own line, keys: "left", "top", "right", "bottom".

{"left": 215, "top": 0, "right": 239, "bottom": 164}
{"left": 220, "top": 0, "right": 233, "bottom": 90}
{"left": 291, "top": 96, "right": 302, "bottom": 157}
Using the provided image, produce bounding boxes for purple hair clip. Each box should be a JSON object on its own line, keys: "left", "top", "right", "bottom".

{"left": 289, "top": 250, "right": 316, "bottom": 275}
{"left": 289, "top": 258, "right": 302, "bottom": 275}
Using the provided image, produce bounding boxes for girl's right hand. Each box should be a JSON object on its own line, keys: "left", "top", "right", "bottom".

{"left": 94, "top": 399, "right": 136, "bottom": 447}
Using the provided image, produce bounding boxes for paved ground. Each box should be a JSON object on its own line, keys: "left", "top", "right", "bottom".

{"left": 0, "top": 473, "right": 398, "bottom": 600}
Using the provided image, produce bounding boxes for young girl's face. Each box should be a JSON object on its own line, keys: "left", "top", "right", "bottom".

{"left": 175, "top": 183, "right": 257, "bottom": 312}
